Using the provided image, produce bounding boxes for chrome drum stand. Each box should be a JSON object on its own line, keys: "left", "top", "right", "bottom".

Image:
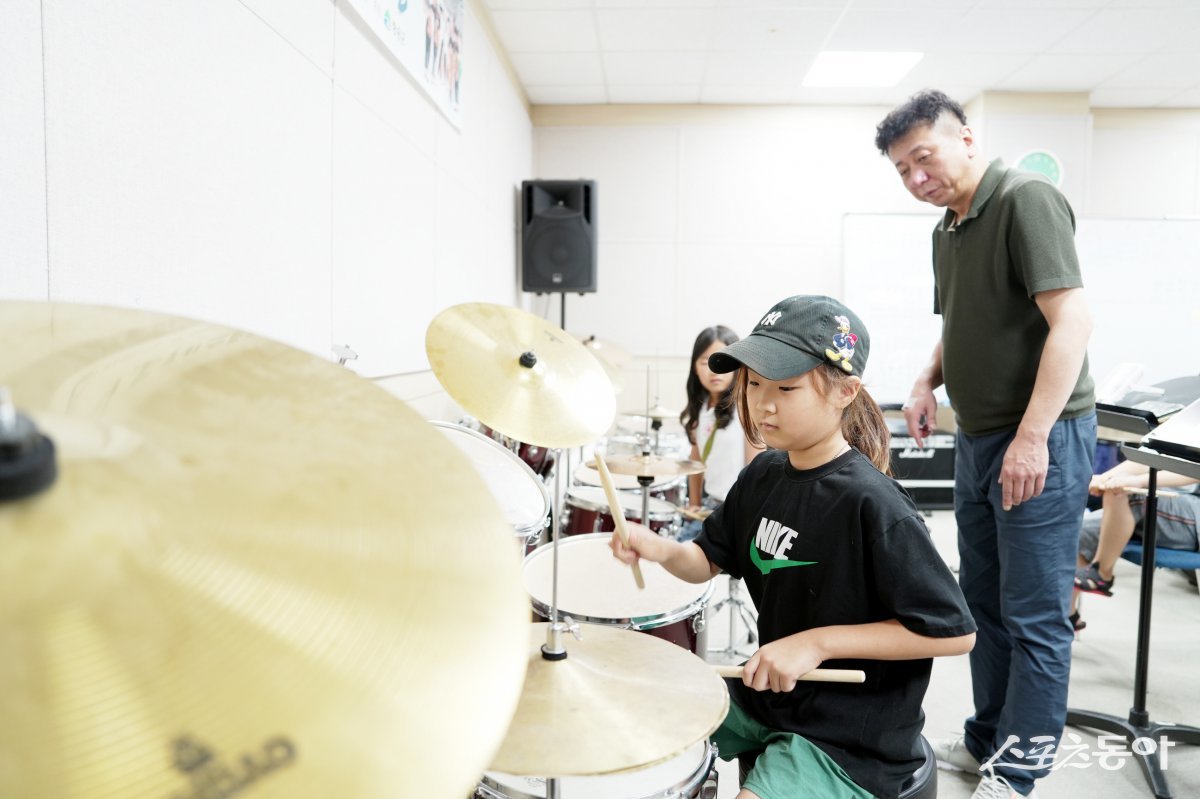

{"left": 706, "top": 576, "right": 758, "bottom": 661}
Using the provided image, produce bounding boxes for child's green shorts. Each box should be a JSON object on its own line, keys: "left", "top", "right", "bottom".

{"left": 711, "top": 700, "right": 875, "bottom": 799}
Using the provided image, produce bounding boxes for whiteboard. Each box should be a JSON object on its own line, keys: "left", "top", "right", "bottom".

{"left": 842, "top": 214, "right": 1200, "bottom": 406}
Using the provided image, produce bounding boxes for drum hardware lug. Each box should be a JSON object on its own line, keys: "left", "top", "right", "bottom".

{"left": 692, "top": 614, "right": 706, "bottom": 634}
{"left": 556, "top": 616, "right": 582, "bottom": 641}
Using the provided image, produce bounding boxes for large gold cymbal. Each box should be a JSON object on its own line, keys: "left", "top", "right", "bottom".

{"left": 489, "top": 623, "right": 728, "bottom": 777}
{"left": 0, "top": 301, "right": 529, "bottom": 799}
{"left": 425, "top": 304, "right": 616, "bottom": 449}
{"left": 605, "top": 453, "right": 707, "bottom": 478}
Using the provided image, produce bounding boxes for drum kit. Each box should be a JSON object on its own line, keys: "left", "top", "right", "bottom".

{"left": 425, "top": 302, "right": 733, "bottom": 797}
{"left": 1, "top": 300, "right": 861, "bottom": 799}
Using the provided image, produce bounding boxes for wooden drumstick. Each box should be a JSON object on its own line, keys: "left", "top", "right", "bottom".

{"left": 713, "top": 664, "right": 866, "bottom": 684}
{"left": 593, "top": 454, "right": 645, "bottom": 590}
{"left": 677, "top": 505, "right": 712, "bottom": 522}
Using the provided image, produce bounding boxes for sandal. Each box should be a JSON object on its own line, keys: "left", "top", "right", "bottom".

{"left": 1075, "top": 562, "right": 1114, "bottom": 596}
{"left": 1069, "top": 611, "right": 1087, "bottom": 633}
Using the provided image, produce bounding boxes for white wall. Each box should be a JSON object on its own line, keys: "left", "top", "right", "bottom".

{"left": 1, "top": 0, "right": 532, "bottom": 380}
{"left": 1089, "top": 108, "right": 1200, "bottom": 218}
{"left": 531, "top": 104, "right": 928, "bottom": 362}
{"left": 530, "top": 99, "right": 1200, "bottom": 398}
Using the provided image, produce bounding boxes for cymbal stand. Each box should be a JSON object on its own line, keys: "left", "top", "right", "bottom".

{"left": 636, "top": 443, "right": 656, "bottom": 532}
{"left": 707, "top": 577, "right": 758, "bottom": 661}
{"left": 542, "top": 447, "right": 581, "bottom": 661}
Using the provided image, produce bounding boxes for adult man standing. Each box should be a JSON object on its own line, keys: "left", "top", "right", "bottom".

{"left": 875, "top": 91, "right": 1097, "bottom": 799}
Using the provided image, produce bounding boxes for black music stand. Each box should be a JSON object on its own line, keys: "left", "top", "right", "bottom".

{"left": 1066, "top": 443, "right": 1200, "bottom": 798}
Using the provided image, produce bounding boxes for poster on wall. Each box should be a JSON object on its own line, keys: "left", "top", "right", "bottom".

{"left": 344, "top": 0, "right": 463, "bottom": 129}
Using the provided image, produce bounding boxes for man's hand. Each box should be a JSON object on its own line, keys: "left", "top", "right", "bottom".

{"left": 999, "top": 431, "right": 1049, "bottom": 510}
{"left": 902, "top": 388, "right": 938, "bottom": 448}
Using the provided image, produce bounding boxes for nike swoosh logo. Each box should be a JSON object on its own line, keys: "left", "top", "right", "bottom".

{"left": 750, "top": 542, "right": 817, "bottom": 575}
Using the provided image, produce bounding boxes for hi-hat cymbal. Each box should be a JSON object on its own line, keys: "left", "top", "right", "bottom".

{"left": 489, "top": 623, "right": 728, "bottom": 777}
{"left": 604, "top": 453, "right": 706, "bottom": 478}
{"left": 426, "top": 304, "right": 616, "bottom": 449}
{"left": 0, "top": 301, "right": 529, "bottom": 799}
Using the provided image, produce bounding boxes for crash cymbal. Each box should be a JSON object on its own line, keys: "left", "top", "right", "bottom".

{"left": 489, "top": 623, "right": 728, "bottom": 777}
{"left": 589, "top": 353, "right": 626, "bottom": 395}
{"left": 604, "top": 453, "right": 706, "bottom": 479}
{"left": 426, "top": 304, "right": 616, "bottom": 449}
{"left": 621, "top": 404, "right": 679, "bottom": 421}
{"left": 0, "top": 301, "right": 529, "bottom": 799}
{"left": 577, "top": 334, "right": 631, "bottom": 366}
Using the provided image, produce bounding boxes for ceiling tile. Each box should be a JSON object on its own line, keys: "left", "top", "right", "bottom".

{"left": 703, "top": 50, "right": 815, "bottom": 86}
{"left": 725, "top": 0, "right": 845, "bottom": 6}
{"left": 958, "top": 8, "right": 1096, "bottom": 53}
{"left": 608, "top": 84, "right": 703, "bottom": 103}
{"left": 596, "top": 0, "right": 719, "bottom": 7}
{"left": 510, "top": 52, "right": 605, "bottom": 86}
{"left": 709, "top": 8, "right": 842, "bottom": 52}
{"left": 824, "top": 9, "right": 970, "bottom": 51}
{"left": 700, "top": 84, "right": 798, "bottom": 104}
{"left": 490, "top": 9, "right": 598, "bottom": 53}
{"left": 853, "top": 0, "right": 996, "bottom": 7}
{"left": 526, "top": 85, "right": 608, "bottom": 105}
{"left": 1097, "top": 54, "right": 1200, "bottom": 89}
{"left": 997, "top": 54, "right": 1142, "bottom": 91}
{"left": 972, "top": 0, "right": 1115, "bottom": 7}
{"left": 603, "top": 51, "right": 708, "bottom": 84}
{"left": 477, "top": 0, "right": 1200, "bottom": 108}
{"left": 903, "top": 53, "right": 1034, "bottom": 87}
{"left": 485, "top": 0, "right": 591, "bottom": 9}
{"left": 1050, "top": 7, "right": 1200, "bottom": 54}
{"left": 596, "top": 8, "right": 719, "bottom": 51}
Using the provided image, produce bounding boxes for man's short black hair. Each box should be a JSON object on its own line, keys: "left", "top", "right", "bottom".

{"left": 874, "top": 89, "right": 968, "bottom": 156}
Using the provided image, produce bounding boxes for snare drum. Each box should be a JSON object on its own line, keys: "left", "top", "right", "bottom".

{"left": 432, "top": 422, "right": 550, "bottom": 545}
{"left": 476, "top": 740, "right": 717, "bottom": 799}
{"left": 563, "top": 486, "right": 678, "bottom": 537}
{"left": 523, "top": 534, "right": 713, "bottom": 654}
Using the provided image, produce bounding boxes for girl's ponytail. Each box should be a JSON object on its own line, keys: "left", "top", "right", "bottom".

{"left": 842, "top": 385, "right": 892, "bottom": 475}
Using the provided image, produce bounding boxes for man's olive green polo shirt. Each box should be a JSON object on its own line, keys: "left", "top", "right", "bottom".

{"left": 931, "top": 159, "right": 1094, "bottom": 435}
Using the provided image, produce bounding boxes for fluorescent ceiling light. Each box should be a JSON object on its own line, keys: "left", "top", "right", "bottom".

{"left": 802, "top": 51, "right": 924, "bottom": 88}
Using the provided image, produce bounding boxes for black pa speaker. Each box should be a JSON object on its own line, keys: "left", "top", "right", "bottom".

{"left": 521, "top": 179, "right": 597, "bottom": 294}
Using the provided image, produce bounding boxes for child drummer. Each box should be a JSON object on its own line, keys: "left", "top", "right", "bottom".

{"left": 611, "top": 295, "right": 975, "bottom": 799}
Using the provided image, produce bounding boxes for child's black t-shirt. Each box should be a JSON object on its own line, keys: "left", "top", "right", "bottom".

{"left": 695, "top": 448, "right": 976, "bottom": 799}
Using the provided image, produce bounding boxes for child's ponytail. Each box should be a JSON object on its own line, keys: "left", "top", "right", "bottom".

{"left": 842, "top": 384, "right": 892, "bottom": 475}
{"left": 814, "top": 363, "right": 892, "bottom": 475}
